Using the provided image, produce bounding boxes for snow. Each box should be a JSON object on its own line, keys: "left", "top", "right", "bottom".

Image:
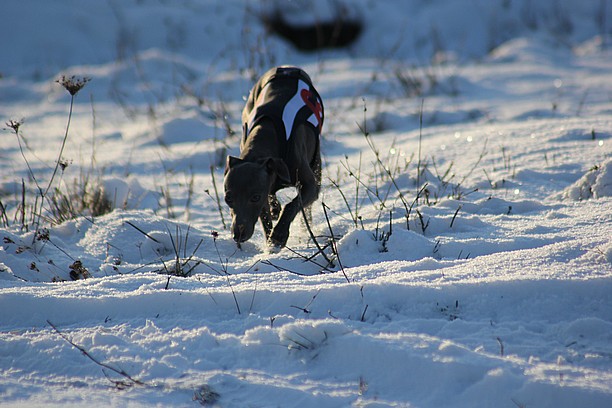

{"left": 1, "top": 0, "right": 611, "bottom": 407}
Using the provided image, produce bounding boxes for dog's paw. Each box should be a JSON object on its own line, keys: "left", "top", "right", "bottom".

{"left": 266, "top": 241, "right": 282, "bottom": 253}
{"left": 269, "top": 228, "right": 289, "bottom": 248}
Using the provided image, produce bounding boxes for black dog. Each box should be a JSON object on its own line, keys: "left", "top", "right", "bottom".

{"left": 224, "top": 66, "right": 323, "bottom": 247}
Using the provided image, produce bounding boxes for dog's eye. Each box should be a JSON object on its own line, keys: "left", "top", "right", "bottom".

{"left": 225, "top": 194, "right": 233, "bottom": 206}
{"left": 250, "top": 194, "right": 261, "bottom": 203}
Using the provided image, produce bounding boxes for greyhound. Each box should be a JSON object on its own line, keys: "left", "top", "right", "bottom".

{"left": 224, "top": 66, "right": 323, "bottom": 247}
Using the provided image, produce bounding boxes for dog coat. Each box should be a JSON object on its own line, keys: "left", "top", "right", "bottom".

{"left": 243, "top": 66, "right": 324, "bottom": 159}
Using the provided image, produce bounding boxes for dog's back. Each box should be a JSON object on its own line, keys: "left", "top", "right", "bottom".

{"left": 243, "top": 67, "right": 323, "bottom": 156}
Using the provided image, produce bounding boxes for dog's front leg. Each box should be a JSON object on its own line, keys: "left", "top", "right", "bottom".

{"left": 269, "top": 201, "right": 299, "bottom": 247}
{"left": 270, "top": 170, "right": 319, "bottom": 247}
{"left": 259, "top": 201, "right": 273, "bottom": 241}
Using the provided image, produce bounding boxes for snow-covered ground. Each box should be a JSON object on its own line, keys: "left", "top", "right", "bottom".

{"left": 1, "top": 0, "right": 611, "bottom": 406}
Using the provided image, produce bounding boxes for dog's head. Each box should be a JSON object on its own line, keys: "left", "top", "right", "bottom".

{"left": 223, "top": 155, "right": 290, "bottom": 243}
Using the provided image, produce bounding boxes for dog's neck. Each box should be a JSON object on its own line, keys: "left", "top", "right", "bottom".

{"left": 240, "top": 118, "right": 283, "bottom": 162}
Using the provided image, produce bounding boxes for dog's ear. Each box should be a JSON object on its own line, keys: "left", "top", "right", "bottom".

{"left": 225, "top": 156, "right": 242, "bottom": 175}
{"left": 265, "top": 158, "right": 291, "bottom": 185}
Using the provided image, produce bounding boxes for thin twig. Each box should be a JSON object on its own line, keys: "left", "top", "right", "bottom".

{"left": 210, "top": 165, "right": 227, "bottom": 229}
{"left": 339, "top": 159, "right": 384, "bottom": 209}
{"left": 322, "top": 202, "right": 350, "bottom": 283}
{"left": 0, "top": 199, "right": 8, "bottom": 227}
{"left": 291, "top": 289, "right": 321, "bottom": 314}
{"left": 457, "top": 139, "right": 488, "bottom": 188}
{"left": 261, "top": 259, "right": 310, "bottom": 276}
{"left": 210, "top": 235, "right": 241, "bottom": 314}
{"left": 283, "top": 245, "right": 334, "bottom": 272}
{"left": 360, "top": 304, "right": 369, "bottom": 322}
{"left": 496, "top": 336, "right": 505, "bottom": 357}
{"left": 248, "top": 275, "right": 259, "bottom": 313}
{"left": 406, "top": 183, "right": 429, "bottom": 230}
{"left": 355, "top": 151, "right": 362, "bottom": 223}
{"left": 125, "top": 221, "right": 161, "bottom": 243}
{"left": 328, "top": 177, "right": 357, "bottom": 227}
{"left": 416, "top": 99, "right": 424, "bottom": 203}
{"left": 358, "top": 99, "right": 412, "bottom": 223}
{"left": 8, "top": 121, "right": 43, "bottom": 198}
{"left": 450, "top": 205, "right": 462, "bottom": 228}
{"left": 21, "top": 180, "right": 27, "bottom": 231}
{"left": 47, "top": 320, "right": 145, "bottom": 387}
{"left": 44, "top": 95, "right": 74, "bottom": 197}
{"left": 299, "top": 204, "right": 334, "bottom": 268}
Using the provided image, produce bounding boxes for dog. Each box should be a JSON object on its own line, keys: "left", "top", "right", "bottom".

{"left": 224, "top": 66, "right": 323, "bottom": 247}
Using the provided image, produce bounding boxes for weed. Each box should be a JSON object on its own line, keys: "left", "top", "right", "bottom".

{"left": 372, "top": 210, "right": 393, "bottom": 252}
{"left": 359, "top": 376, "right": 369, "bottom": 396}
{"left": 322, "top": 202, "right": 350, "bottom": 283}
{"left": 184, "top": 167, "right": 195, "bottom": 222}
{"left": 285, "top": 330, "right": 327, "bottom": 352}
{"left": 0, "top": 200, "right": 9, "bottom": 227}
{"left": 241, "top": 6, "right": 277, "bottom": 82}
{"left": 324, "top": 95, "right": 489, "bottom": 269}
{"left": 433, "top": 239, "right": 442, "bottom": 257}
{"left": 3, "top": 76, "right": 100, "bottom": 231}
{"left": 158, "top": 224, "right": 203, "bottom": 278}
{"left": 416, "top": 209, "right": 430, "bottom": 234}
{"left": 56, "top": 75, "right": 91, "bottom": 97}
{"left": 47, "top": 76, "right": 90, "bottom": 197}
{"left": 49, "top": 177, "right": 113, "bottom": 223}
{"left": 197, "top": 231, "right": 259, "bottom": 315}
{"left": 392, "top": 63, "right": 460, "bottom": 98}
{"left": 68, "top": 260, "right": 91, "bottom": 281}
{"left": 193, "top": 384, "right": 220, "bottom": 406}
{"left": 357, "top": 98, "right": 414, "bottom": 228}
{"left": 290, "top": 290, "right": 321, "bottom": 314}
{"left": 328, "top": 176, "right": 359, "bottom": 228}
{"left": 438, "top": 300, "right": 460, "bottom": 321}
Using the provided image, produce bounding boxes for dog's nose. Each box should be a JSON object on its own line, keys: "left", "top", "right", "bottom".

{"left": 233, "top": 224, "right": 246, "bottom": 243}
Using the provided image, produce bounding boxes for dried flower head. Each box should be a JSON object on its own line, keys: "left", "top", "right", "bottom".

{"left": 69, "top": 260, "right": 91, "bottom": 280}
{"left": 36, "top": 228, "right": 50, "bottom": 242}
{"left": 58, "top": 159, "right": 71, "bottom": 172}
{"left": 56, "top": 75, "right": 91, "bottom": 96}
{"left": 5, "top": 119, "right": 24, "bottom": 134}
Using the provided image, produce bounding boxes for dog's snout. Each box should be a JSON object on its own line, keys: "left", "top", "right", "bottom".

{"left": 232, "top": 223, "right": 250, "bottom": 243}
{"left": 232, "top": 224, "right": 243, "bottom": 241}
